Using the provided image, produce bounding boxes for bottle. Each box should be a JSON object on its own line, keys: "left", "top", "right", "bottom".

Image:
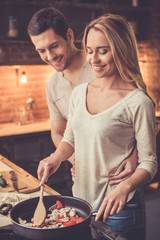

{"left": 7, "top": 15, "right": 18, "bottom": 38}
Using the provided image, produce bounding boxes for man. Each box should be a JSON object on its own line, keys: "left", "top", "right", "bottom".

{"left": 28, "top": 7, "right": 137, "bottom": 195}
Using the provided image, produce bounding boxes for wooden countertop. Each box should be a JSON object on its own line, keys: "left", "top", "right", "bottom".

{"left": 0, "top": 119, "right": 51, "bottom": 137}
{"left": 0, "top": 154, "right": 59, "bottom": 196}
{"left": 0, "top": 154, "right": 60, "bottom": 228}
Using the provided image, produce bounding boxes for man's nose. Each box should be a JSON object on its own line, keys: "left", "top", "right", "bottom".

{"left": 46, "top": 50, "right": 56, "bottom": 61}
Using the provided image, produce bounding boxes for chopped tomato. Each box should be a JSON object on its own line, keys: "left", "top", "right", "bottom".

{"left": 56, "top": 200, "right": 64, "bottom": 209}
{"left": 58, "top": 216, "right": 65, "bottom": 219}
{"left": 76, "top": 217, "right": 85, "bottom": 223}
{"left": 70, "top": 214, "right": 79, "bottom": 219}
{"left": 56, "top": 219, "right": 63, "bottom": 223}
{"left": 56, "top": 216, "right": 65, "bottom": 223}
{"left": 63, "top": 219, "right": 77, "bottom": 227}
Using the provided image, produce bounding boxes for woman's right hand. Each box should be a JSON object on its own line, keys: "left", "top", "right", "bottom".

{"left": 37, "top": 153, "right": 61, "bottom": 186}
{"left": 38, "top": 142, "right": 74, "bottom": 186}
{"left": 95, "top": 181, "right": 130, "bottom": 222}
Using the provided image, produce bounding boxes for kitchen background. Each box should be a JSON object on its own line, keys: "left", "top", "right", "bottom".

{"left": 0, "top": 0, "right": 160, "bottom": 191}
{"left": 0, "top": 0, "right": 160, "bottom": 124}
{"left": 0, "top": 1, "right": 160, "bottom": 239}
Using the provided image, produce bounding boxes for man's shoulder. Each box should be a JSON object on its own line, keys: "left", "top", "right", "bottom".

{"left": 47, "top": 71, "right": 61, "bottom": 85}
{"left": 81, "top": 61, "right": 95, "bottom": 83}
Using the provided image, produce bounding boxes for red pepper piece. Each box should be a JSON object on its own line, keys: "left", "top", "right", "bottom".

{"left": 63, "top": 219, "right": 77, "bottom": 227}
{"left": 56, "top": 216, "right": 65, "bottom": 223}
{"left": 76, "top": 217, "right": 85, "bottom": 223}
{"left": 70, "top": 214, "right": 79, "bottom": 219}
{"left": 56, "top": 200, "right": 64, "bottom": 209}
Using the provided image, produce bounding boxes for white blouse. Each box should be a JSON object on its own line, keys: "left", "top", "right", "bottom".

{"left": 62, "top": 83, "right": 157, "bottom": 211}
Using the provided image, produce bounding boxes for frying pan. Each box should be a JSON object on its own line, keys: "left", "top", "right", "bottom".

{"left": 10, "top": 195, "right": 93, "bottom": 240}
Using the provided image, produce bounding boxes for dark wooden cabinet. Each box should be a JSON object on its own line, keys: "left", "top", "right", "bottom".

{"left": 0, "top": 0, "right": 104, "bottom": 41}
{"left": 0, "top": 0, "right": 151, "bottom": 66}
{"left": 0, "top": 1, "right": 46, "bottom": 41}
{"left": 0, "top": 131, "right": 55, "bottom": 173}
{"left": 0, "top": 131, "right": 73, "bottom": 195}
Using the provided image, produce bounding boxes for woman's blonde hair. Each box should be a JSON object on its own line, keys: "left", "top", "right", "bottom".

{"left": 83, "top": 13, "right": 147, "bottom": 94}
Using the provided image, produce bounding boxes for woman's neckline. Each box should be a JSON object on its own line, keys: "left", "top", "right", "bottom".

{"left": 84, "top": 84, "right": 139, "bottom": 118}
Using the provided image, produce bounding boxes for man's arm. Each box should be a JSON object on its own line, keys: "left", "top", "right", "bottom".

{"left": 50, "top": 119, "right": 67, "bottom": 147}
{"left": 50, "top": 119, "right": 75, "bottom": 175}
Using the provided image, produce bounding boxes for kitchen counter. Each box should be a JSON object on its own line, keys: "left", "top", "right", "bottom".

{"left": 0, "top": 154, "right": 60, "bottom": 228}
{"left": 0, "top": 119, "right": 51, "bottom": 137}
{"left": 0, "top": 155, "right": 126, "bottom": 240}
{"left": 0, "top": 154, "right": 59, "bottom": 195}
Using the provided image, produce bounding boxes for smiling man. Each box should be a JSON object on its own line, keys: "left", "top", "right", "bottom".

{"left": 28, "top": 7, "right": 95, "bottom": 195}
{"left": 28, "top": 7, "right": 138, "bottom": 195}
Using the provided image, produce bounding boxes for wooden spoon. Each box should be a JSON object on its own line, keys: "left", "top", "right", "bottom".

{"left": 33, "top": 185, "right": 46, "bottom": 226}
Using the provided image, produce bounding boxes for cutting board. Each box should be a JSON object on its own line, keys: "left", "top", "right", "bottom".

{"left": 0, "top": 170, "right": 40, "bottom": 194}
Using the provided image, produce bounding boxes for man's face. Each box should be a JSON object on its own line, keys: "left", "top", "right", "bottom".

{"left": 30, "top": 28, "right": 73, "bottom": 72}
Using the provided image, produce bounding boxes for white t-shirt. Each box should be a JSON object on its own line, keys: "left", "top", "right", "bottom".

{"left": 46, "top": 61, "right": 95, "bottom": 121}
{"left": 63, "top": 83, "right": 157, "bottom": 211}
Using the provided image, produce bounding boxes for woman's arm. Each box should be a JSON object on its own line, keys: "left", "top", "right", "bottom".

{"left": 95, "top": 168, "right": 151, "bottom": 222}
{"left": 37, "top": 141, "right": 74, "bottom": 186}
{"left": 96, "top": 97, "right": 157, "bottom": 222}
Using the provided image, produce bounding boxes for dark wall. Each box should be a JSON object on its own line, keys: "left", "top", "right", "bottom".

{"left": 0, "top": 0, "right": 160, "bottom": 66}
{"left": 0, "top": 2, "right": 44, "bottom": 40}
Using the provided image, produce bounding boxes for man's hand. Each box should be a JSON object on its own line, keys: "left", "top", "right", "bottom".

{"left": 68, "top": 155, "right": 75, "bottom": 179}
{"left": 109, "top": 147, "right": 138, "bottom": 186}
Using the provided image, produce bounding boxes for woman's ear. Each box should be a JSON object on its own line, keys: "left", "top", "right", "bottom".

{"left": 66, "top": 28, "right": 74, "bottom": 43}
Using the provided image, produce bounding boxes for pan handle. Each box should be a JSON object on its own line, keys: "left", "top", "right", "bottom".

{"left": 0, "top": 203, "right": 12, "bottom": 215}
{"left": 90, "top": 212, "right": 127, "bottom": 240}
{"left": 91, "top": 211, "right": 97, "bottom": 216}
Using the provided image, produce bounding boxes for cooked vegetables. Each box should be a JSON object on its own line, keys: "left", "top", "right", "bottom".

{"left": 18, "top": 200, "right": 85, "bottom": 229}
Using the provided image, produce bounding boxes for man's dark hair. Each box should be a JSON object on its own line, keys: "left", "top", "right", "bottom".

{"left": 28, "top": 7, "right": 69, "bottom": 40}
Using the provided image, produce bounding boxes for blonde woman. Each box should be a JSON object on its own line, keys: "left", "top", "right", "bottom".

{"left": 37, "top": 14, "right": 157, "bottom": 239}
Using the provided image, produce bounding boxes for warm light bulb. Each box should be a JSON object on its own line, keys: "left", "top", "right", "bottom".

{"left": 21, "top": 71, "right": 27, "bottom": 84}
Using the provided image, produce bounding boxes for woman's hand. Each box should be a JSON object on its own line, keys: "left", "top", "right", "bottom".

{"left": 96, "top": 168, "right": 151, "bottom": 222}
{"left": 37, "top": 141, "right": 74, "bottom": 186}
{"left": 95, "top": 182, "right": 130, "bottom": 222}
{"left": 37, "top": 153, "right": 61, "bottom": 186}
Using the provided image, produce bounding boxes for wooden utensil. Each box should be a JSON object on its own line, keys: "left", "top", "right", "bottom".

{"left": 33, "top": 185, "right": 46, "bottom": 226}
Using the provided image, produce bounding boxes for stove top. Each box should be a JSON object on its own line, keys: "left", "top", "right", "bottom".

{"left": 0, "top": 218, "right": 126, "bottom": 240}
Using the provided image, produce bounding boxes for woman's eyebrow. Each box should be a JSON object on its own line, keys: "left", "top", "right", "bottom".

{"left": 86, "top": 46, "right": 110, "bottom": 49}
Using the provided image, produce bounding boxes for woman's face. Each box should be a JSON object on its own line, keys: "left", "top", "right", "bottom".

{"left": 86, "top": 28, "right": 117, "bottom": 79}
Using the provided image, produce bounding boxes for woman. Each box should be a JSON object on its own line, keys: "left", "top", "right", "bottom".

{"left": 37, "top": 14, "right": 157, "bottom": 239}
